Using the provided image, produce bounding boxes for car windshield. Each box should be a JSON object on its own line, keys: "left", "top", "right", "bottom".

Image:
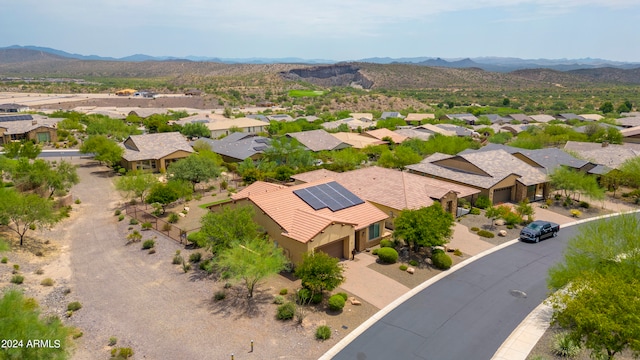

{"left": 527, "top": 223, "right": 541, "bottom": 229}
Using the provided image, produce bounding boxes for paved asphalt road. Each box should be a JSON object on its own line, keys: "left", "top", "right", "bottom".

{"left": 332, "top": 219, "right": 612, "bottom": 360}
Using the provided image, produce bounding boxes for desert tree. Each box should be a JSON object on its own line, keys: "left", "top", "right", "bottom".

{"left": 294, "top": 251, "right": 345, "bottom": 296}
{"left": 393, "top": 203, "right": 454, "bottom": 253}
{"left": 167, "top": 154, "right": 221, "bottom": 191}
{"left": 199, "top": 205, "right": 260, "bottom": 254}
{"left": 115, "top": 170, "right": 159, "bottom": 203}
{"left": 0, "top": 189, "right": 57, "bottom": 246}
{"left": 79, "top": 135, "right": 124, "bottom": 167}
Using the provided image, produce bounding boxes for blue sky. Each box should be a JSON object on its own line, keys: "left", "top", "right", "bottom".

{"left": 1, "top": 0, "right": 639, "bottom": 62}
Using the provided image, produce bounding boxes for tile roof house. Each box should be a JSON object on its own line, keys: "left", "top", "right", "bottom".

{"left": 507, "top": 114, "right": 532, "bottom": 123}
{"left": 331, "top": 132, "right": 387, "bottom": 149}
{"left": 444, "top": 113, "right": 479, "bottom": 125}
{"left": 246, "top": 114, "right": 269, "bottom": 123}
{"left": 120, "top": 132, "right": 194, "bottom": 172}
{"left": 564, "top": 141, "right": 640, "bottom": 169}
{"left": 291, "top": 166, "right": 480, "bottom": 226}
{"left": 529, "top": 114, "right": 557, "bottom": 123}
{"left": 194, "top": 132, "right": 270, "bottom": 162}
{"left": 322, "top": 118, "right": 376, "bottom": 131}
{"left": 0, "top": 103, "right": 29, "bottom": 113}
{"left": 557, "top": 113, "right": 585, "bottom": 122}
{"left": 350, "top": 113, "right": 374, "bottom": 122}
{"left": 621, "top": 126, "right": 640, "bottom": 144}
{"left": 0, "top": 115, "right": 60, "bottom": 145}
{"left": 580, "top": 114, "right": 604, "bottom": 121}
{"left": 363, "top": 128, "right": 408, "bottom": 144}
{"left": 127, "top": 109, "right": 168, "bottom": 118}
{"left": 414, "top": 124, "right": 457, "bottom": 137}
{"left": 406, "top": 149, "right": 549, "bottom": 204}
{"left": 229, "top": 179, "right": 389, "bottom": 263}
{"left": 435, "top": 124, "right": 478, "bottom": 137}
{"left": 484, "top": 114, "right": 511, "bottom": 124}
{"left": 404, "top": 113, "right": 435, "bottom": 125}
{"left": 380, "top": 112, "right": 405, "bottom": 119}
{"left": 266, "top": 114, "right": 294, "bottom": 122}
{"left": 393, "top": 128, "right": 433, "bottom": 141}
{"left": 176, "top": 114, "right": 268, "bottom": 138}
{"left": 286, "top": 129, "right": 351, "bottom": 152}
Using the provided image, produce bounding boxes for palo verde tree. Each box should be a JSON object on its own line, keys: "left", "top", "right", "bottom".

{"left": 115, "top": 170, "right": 159, "bottom": 203}
{"left": 547, "top": 215, "right": 640, "bottom": 359}
{"left": 548, "top": 166, "right": 605, "bottom": 201}
{"left": 0, "top": 189, "right": 58, "bottom": 246}
{"left": 294, "top": 251, "right": 345, "bottom": 296}
{"left": 3, "top": 141, "right": 42, "bottom": 159}
{"left": 199, "top": 205, "right": 260, "bottom": 254}
{"left": 79, "top": 135, "right": 124, "bottom": 167}
{"left": 393, "top": 203, "right": 454, "bottom": 253}
{"left": 166, "top": 154, "right": 221, "bottom": 191}
{"left": 145, "top": 180, "right": 192, "bottom": 214}
{"left": 215, "top": 236, "right": 288, "bottom": 298}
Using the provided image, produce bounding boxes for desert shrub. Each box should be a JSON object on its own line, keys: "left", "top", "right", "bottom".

{"left": 113, "top": 347, "right": 134, "bottom": 359}
{"left": 399, "top": 264, "right": 408, "bottom": 271}
{"left": 554, "top": 193, "right": 562, "bottom": 200}
{"left": 503, "top": 212, "right": 522, "bottom": 226}
{"left": 35, "top": 268, "right": 44, "bottom": 275}
{"left": 11, "top": 275, "right": 24, "bottom": 284}
{"left": 470, "top": 227, "right": 480, "bottom": 232}
{"left": 276, "top": 302, "right": 296, "bottom": 320}
{"left": 316, "top": 325, "right": 331, "bottom": 340}
{"left": 142, "top": 240, "right": 155, "bottom": 250}
{"left": 148, "top": 248, "right": 156, "bottom": 254}
{"left": 311, "top": 292, "right": 323, "bottom": 304}
{"left": 279, "top": 288, "right": 288, "bottom": 295}
{"left": 182, "top": 261, "right": 191, "bottom": 273}
{"left": 114, "top": 209, "right": 121, "bottom": 216}
{"left": 199, "top": 259, "right": 214, "bottom": 274}
{"left": 126, "top": 230, "right": 142, "bottom": 243}
{"left": 67, "top": 301, "right": 82, "bottom": 311}
{"left": 214, "top": 291, "right": 226, "bottom": 301}
{"left": 409, "top": 259, "right": 418, "bottom": 266}
{"left": 186, "top": 231, "right": 206, "bottom": 245}
{"left": 458, "top": 198, "right": 470, "bottom": 208}
{"left": 570, "top": 209, "right": 582, "bottom": 218}
{"left": 13, "top": 264, "right": 20, "bottom": 272}
{"left": 506, "top": 224, "right": 514, "bottom": 229}
{"left": 297, "top": 288, "right": 312, "bottom": 304}
{"left": 578, "top": 201, "right": 590, "bottom": 209}
{"left": 563, "top": 196, "right": 573, "bottom": 207}
{"left": 108, "top": 337, "right": 118, "bottom": 346}
{"left": 1, "top": 257, "right": 7, "bottom": 264}
{"left": 273, "top": 295, "right": 285, "bottom": 304}
{"left": 379, "top": 239, "right": 394, "bottom": 248}
{"left": 469, "top": 207, "right": 481, "bottom": 215}
{"left": 545, "top": 198, "right": 553, "bottom": 206}
{"left": 431, "top": 250, "right": 452, "bottom": 270}
{"left": 189, "top": 252, "right": 202, "bottom": 263}
{"left": 453, "top": 249, "right": 463, "bottom": 257}
{"left": 172, "top": 250, "right": 183, "bottom": 265}
{"left": 118, "top": 214, "right": 125, "bottom": 221}
{"left": 475, "top": 195, "right": 491, "bottom": 209}
{"left": 162, "top": 223, "right": 172, "bottom": 231}
{"left": 41, "top": 278, "right": 54, "bottom": 286}
{"left": 372, "top": 249, "right": 379, "bottom": 255}
{"left": 552, "top": 332, "right": 581, "bottom": 357}
{"left": 168, "top": 212, "right": 179, "bottom": 223}
{"left": 141, "top": 222, "right": 152, "bottom": 230}
{"left": 72, "top": 331, "right": 83, "bottom": 339}
{"left": 336, "top": 292, "right": 348, "bottom": 301}
{"left": 377, "top": 247, "right": 398, "bottom": 264}
{"left": 477, "top": 230, "right": 495, "bottom": 238}
{"left": 328, "top": 294, "right": 346, "bottom": 311}
{"left": 129, "top": 218, "right": 138, "bottom": 225}
{"left": 75, "top": 198, "right": 81, "bottom": 204}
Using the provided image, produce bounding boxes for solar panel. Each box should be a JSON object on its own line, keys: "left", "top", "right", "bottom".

{"left": 293, "top": 181, "right": 365, "bottom": 212}
{"left": 0, "top": 114, "right": 33, "bottom": 122}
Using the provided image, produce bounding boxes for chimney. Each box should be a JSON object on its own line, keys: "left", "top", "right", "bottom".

{"left": 32, "top": 120, "right": 37, "bottom": 125}
{"left": 602, "top": 141, "right": 609, "bottom": 147}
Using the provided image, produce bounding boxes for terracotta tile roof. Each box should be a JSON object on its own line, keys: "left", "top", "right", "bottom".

{"left": 121, "top": 132, "right": 194, "bottom": 161}
{"left": 407, "top": 150, "right": 547, "bottom": 189}
{"left": 364, "top": 128, "right": 408, "bottom": 144}
{"left": 331, "top": 132, "right": 387, "bottom": 149}
{"left": 232, "top": 180, "right": 388, "bottom": 243}
{"left": 405, "top": 113, "right": 435, "bottom": 122}
{"left": 292, "top": 166, "right": 479, "bottom": 210}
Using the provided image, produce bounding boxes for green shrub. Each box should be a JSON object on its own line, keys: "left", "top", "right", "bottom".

{"left": 328, "top": 294, "right": 346, "bottom": 311}
{"left": 316, "top": 325, "right": 331, "bottom": 340}
{"left": 273, "top": 295, "right": 285, "bottom": 304}
{"left": 409, "top": 259, "right": 418, "bottom": 266}
{"left": 503, "top": 212, "right": 522, "bottom": 226}
{"left": 276, "top": 302, "right": 296, "bottom": 320}
{"left": 475, "top": 195, "right": 491, "bottom": 209}
{"left": 297, "top": 288, "right": 312, "bottom": 304}
{"left": 431, "top": 250, "right": 453, "bottom": 270}
{"left": 470, "top": 227, "right": 479, "bottom": 232}
{"left": 118, "top": 214, "right": 125, "bottom": 221}
{"left": 41, "top": 278, "right": 54, "bottom": 286}
{"left": 371, "top": 249, "right": 379, "bottom": 255}
{"left": 311, "top": 292, "right": 323, "bottom": 304}
{"left": 377, "top": 247, "right": 399, "bottom": 264}
{"left": 141, "top": 222, "right": 152, "bottom": 230}
{"left": 336, "top": 292, "right": 348, "bottom": 301}
{"left": 506, "top": 224, "right": 514, "bottom": 229}
{"left": 570, "top": 209, "right": 582, "bottom": 218}
{"left": 182, "top": 261, "right": 191, "bottom": 273}
{"left": 67, "top": 301, "right": 82, "bottom": 311}
{"left": 75, "top": 198, "right": 81, "bottom": 204}
{"left": 578, "top": 201, "right": 590, "bottom": 209}
{"left": 108, "top": 337, "right": 118, "bottom": 346}
{"left": 399, "top": 264, "right": 408, "bottom": 271}
{"left": 453, "top": 249, "right": 463, "bottom": 257}
{"left": 477, "top": 230, "right": 495, "bottom": 238}
{"left": 279, "top": 288, "right": 288, "bottom": 295}
{"left": 113, "top": 347, "right": 134, "bottom": 359}
{"left": 142, "top": 240, "right": 155, "bottom": 250}
{"left": 13, "top": 264, "right": 20, "bottom": 272}
{"left": 11, "top": 275, "right": 24, "bottom": 284}
{"left": 162, "top": 223, "right": 172, "bottom": 231}
{"left": 35, "top": 268, "right": 44, "bottom": 275}
{"left": 168, "top": 213, "right": 179, "bottom": 223}
{"left": 469, "top": 207, "right": 481, "bottom": 215}
{"left": 552, "top": 332, "right": 581, "bottom": 357}
{"left": 129, "top": 218, "right": 138, "bottom": 225}
{"left": 189, "top": 252, "right": 202, "bottom": 263}
{"left": 199, "top": 259, "right": 214, "bottom": 273}
{"left": 1, "top": 257, "right": 7, "bottom": 264}
{"left": 379, "top": 239, "right": 394, "bottom": 248}
{"left": 214, "top": 291, "right": 226, "bottom": 301}
{"left": 172, "top": 250, "right": 183, "bottom": 265}
{"left": 114, "top": 209, "right": 121, "bottom": 216}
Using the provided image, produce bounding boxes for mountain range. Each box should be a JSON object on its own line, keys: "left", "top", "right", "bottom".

{"left": 3, "top": 45, "right": 640, "bottom": 72}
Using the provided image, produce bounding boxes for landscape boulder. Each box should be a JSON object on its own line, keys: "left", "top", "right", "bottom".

{"left": 349, "top": 297, "right": 361, "bottom": 306}
{"left": 498, "top": 230, "right": 507, "bottom": 237}
{"left": 494, "top": 219, "right": 505, "bottom": 226}
{"left": 406, "top": 267, "right": 415, "bottom": 274}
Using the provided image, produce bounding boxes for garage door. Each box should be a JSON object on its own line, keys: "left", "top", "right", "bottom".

{"left": 493, "top": 186, "right": 512, "bottom": 204}
{"left": 316, "top": 239, "right": 345, "bottom": 259}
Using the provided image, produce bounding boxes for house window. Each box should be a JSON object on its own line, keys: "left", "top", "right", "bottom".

{"left": 136, "top": 160, "right": 157, "bottom": 171}
{"left": 368, "top": 223, "right": 380, "bottom": 240}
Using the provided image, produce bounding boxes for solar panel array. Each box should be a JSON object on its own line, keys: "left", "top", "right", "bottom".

{"left": 293, "top": 181, "right": 364, "bottom": 212}
{"left": 0, "top": 114, "right": 33, "bottom": 122}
